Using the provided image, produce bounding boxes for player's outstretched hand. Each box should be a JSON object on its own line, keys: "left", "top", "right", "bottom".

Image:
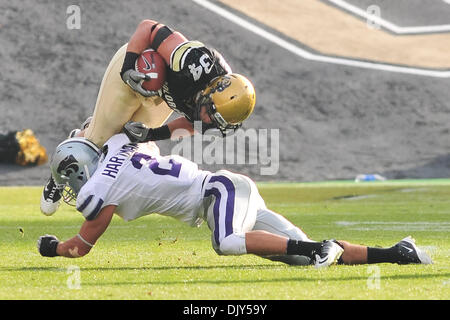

{"left": 122, "top": 69, "right": 160, "bottom": 97}
{"left": 123, "top": 121, "right": 150, "bottom": 143}
{"left": 37, "top": 234, "right": 59, "bottom": 257}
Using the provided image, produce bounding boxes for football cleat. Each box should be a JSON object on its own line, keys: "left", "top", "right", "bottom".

{"left": 40, "top": 175, "right": 62, "bottom": 216}
{"left": 81, "top": 116, "right": 92, "bottom": 130}
{"left": 314, "top": 240, "right": 344, "bottom": 268}
{"left": 68, "top": 128, "right": 81, "bottom": 138}
{"left": 67, "top": 116, "right": 92, "bottom": 138}
{"left": 394, "top": 236, "right": 433, "bottom": 265}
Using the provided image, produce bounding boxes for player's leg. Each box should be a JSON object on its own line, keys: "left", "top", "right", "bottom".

{"left": 203, "top": 170, "right": 258, "bottom": 256}
{"left": 84, "top": 43, "right": 146, "bottom": 147}
{"left": 250, "top": 207, "right": 345, "bottom": 267}
{"left": 131, "top": 96, "right": 173, "bottom": 130}
{"left": 334, "top": 240, "right": 367, "bottom": 264}
{"left": 41, "top": 44, "right": 138, "bottom": 215}
{"left": 250, "top": 208, "right": 313, "bottom": 265}
{"left": 203, "top": 169, "right": 305, "bottom": 257}
{"left": 203, "top": 171, "right": 343, "bottom": 267}
{"left": 336, "top": 236, "right": 432, "bottom": 265}
{"left": 41, "top": 44, "right": 171, "bottom": 215}
{"left": 249, "top": 211, "right": 432, "bottom": 266}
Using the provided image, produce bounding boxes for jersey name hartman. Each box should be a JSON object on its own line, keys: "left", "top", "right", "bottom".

{"left": 101, "top": 144, "right": 138, "bottom": 179}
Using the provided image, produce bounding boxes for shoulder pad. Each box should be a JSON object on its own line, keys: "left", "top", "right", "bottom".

{"left": 170, "top": 41, "right": 205, "bottom": 72}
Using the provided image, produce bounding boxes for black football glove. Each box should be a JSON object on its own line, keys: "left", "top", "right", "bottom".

{"left": 123, "top": 121, "right": 171, "bottom": 143}
{"left": 121, "top": 69, "right": 160, "bottom": 98}
{"left": 37, "top": 234, "right": 60, "bottom": 257}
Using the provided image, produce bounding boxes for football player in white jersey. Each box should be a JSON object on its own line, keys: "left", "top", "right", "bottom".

{"left": 37, "top": 135, "right": 433, "bottom": 267}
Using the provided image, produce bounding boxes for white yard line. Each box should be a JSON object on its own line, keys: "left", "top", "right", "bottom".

{"left": 336, "top": 221, "right": 450, "bottom": 231}
{"left": 192, "top": 0, "right": 450, "bottom": 78}
{"left": 0, "top": 225, "right": 148, "bottom": 229}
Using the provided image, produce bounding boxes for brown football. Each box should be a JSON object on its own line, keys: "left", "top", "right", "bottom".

{"left": 135, "top": 48, "right": 166, "bottom": 91}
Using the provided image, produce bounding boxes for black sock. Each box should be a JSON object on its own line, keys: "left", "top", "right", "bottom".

{"left": 286, "top": 240, "right": 323, "bottom": 258}
{"left": 367, "top": 246, "right": 400, "bottom": 264}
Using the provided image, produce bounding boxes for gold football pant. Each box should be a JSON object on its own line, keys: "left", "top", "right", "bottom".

{"left": 85, "top": 43, "right": 173, "bottom": 147}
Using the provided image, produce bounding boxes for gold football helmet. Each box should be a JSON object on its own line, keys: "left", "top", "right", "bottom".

{"left": 196, "top": 73, "right": 256, "bottom": 135}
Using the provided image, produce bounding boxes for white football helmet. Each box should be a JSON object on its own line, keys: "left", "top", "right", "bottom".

{"left": 50, "top": 137, "right": 101, "bottom": 205}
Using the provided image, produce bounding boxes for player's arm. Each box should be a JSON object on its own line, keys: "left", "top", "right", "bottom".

{"left": 125, "top": 19, "right": 187, "bottom": 66}
{"left": 120, "top": 20, "right": 187, "bottom": 97}
{"left": 122, "top": 117, "right": 202, "bottom": 143}
{"left": 167, "top": 117, "right": 196, "bottom": 139}
{"left": 123, "top": 105, "right": 216, "bottom": 142}
{"left": 37, "top": 205, "right": 116, "bottom": 258}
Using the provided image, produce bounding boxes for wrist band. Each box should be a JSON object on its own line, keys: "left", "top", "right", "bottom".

{"left": 147, "top": 125, "right": 171, "bottom": 141}
{"left": 77, "top": 234, "right": 94, "bottom": 247}
{"left": 120, "top": 51, "right": 140, "bottom": 78}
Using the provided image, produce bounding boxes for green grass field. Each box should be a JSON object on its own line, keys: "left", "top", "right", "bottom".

{"left": 0, "top": 180, "right": 449, "bottom": 300}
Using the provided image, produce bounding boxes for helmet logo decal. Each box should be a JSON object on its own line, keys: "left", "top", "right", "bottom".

{"left": 214, "top": 77, "right": 231, "bottom": 93}
{"left": 57, "top": 155, "right": 80, "bottom": 178}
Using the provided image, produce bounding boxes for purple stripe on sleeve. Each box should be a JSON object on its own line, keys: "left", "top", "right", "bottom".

{"left": 76, "top": 194, "right": 93, "bottom": 212}
{"left": 86, "top": 198, "right": 104, "bottom": 221}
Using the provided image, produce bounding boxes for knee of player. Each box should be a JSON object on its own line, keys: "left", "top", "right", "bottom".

{"left": 218, "top": 233, "right": 247, "bottom": 256}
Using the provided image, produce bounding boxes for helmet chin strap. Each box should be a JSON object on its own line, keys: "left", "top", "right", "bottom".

{"left": 193, "top": 91, "right": 208, "bottom": 121}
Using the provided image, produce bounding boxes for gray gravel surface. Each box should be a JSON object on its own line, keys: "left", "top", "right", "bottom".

{"left": 0, "top": 0, "right": 449, "bottom": 186}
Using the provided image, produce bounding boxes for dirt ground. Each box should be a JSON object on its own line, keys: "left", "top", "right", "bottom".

{"left": 221, "top": 0, "right": 450, "bottom": 68}
{"left": 0, "top": 0, "right": 449, "bottom": 186}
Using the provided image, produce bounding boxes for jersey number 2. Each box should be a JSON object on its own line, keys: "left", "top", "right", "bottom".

{"left": 131, "top": 153, "right": 181, "bottom": 178}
